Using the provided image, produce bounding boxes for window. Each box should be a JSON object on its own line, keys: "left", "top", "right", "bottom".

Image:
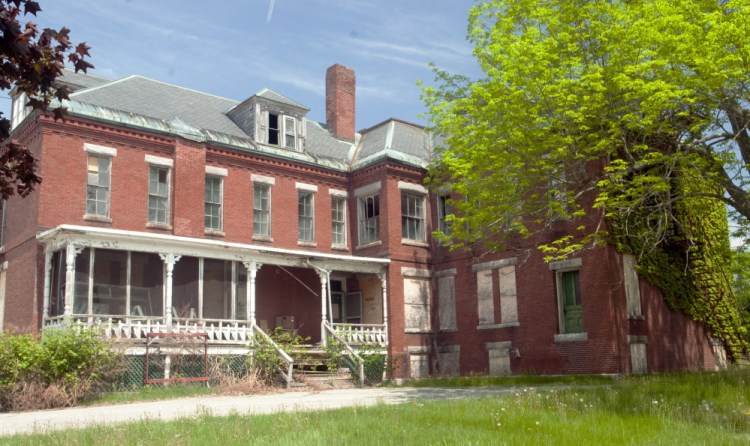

{"left": 148, "top": 166, "right": 170, "bottom": 224}
{"left": 204, "top": 176, "right": 223, "bottom": 231}
{"left": 331, "top": 195, "right": 346, "bottom": 247}
{"left": 402, "top": 267, "right": 431, "bottom": 332}
{"left": 474, "top": 259, "right": 518, "bottom": 329}
{"left": 298, "top": 191, "right": 314, "bottom": 242}
{"left": 266, "top": 113, "right": 297, "bottom": 150}
{"left": 623, "top": 254, "right": 643, "bottom": 318}
{"left": 437, "top": 271, "right": 457, "bottom": 331}
{"left": 11, "top": 92, "right": 30, "bottom": 129}
{"left": 401, "top": 192, "right": 425, "bottom": 241}
{"left": 253, "top": 183, "right": 271, "bottom": 237}
{"left": 268, "top": 113, "right": 280, "bottom": 145}
{"left": 437, "top": 195, "right": 451, "bottom": 235}
{"left": 284, "top": 116, "right": 296, "bottom": 149}
{"left": 559, "top": 270, "right": 583, "bottom": 333}
{"left": 358, "top": 194, "right": 379, "bottom": 245}
{"left": 86, "top": 156, "right": 111, "bottom": 217}
{"left": 330, "top": 279, "right": 362, "bottom": 324}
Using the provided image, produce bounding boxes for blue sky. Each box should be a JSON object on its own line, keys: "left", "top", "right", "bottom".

{"left": 2, "top": 0, "right": 482, "bottom": 130}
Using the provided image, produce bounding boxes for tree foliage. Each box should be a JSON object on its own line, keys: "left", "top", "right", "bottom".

{"left": 422, "top": 0, "right": 750, "bottom": 256}
{"left": 0, "top": 0, "right": 92, "bottom": 199}
{"left": 423, "top": 0, "right": 749, "bottom": 357}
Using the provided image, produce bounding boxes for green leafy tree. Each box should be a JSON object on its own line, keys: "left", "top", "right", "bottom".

{"left": 0, "top": 0, "right": 92, "bottom": 199}
{"left": 422, "top": 0, "right": 750, "bottom": 257}
{"left": 422, "top": 0, "right": 749, "bottom": 357}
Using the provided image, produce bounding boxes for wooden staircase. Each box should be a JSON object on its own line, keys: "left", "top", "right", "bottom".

{"left": 288, "top": 345, "right": 355, "bottom": 389}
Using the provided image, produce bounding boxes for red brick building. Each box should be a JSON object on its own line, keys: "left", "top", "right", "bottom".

{"left": 0, "top": 64, "right": 724, "bottom": 380}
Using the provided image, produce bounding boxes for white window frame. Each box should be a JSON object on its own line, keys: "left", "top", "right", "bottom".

{"left": 204, "top": 175, "right": 223, "bottom": 232}
{"left": 252, "top": 180, "right": 272, "bottom": 239}
{"left": 11, "top": 92, "right": 30, "bottom": 129}
{"left": 330, "top": 190, "right": 347, "bottom": 248}
{"left": 437, "top": 195, "right": 451, "bottom": 235}
{"left": 297, "top": 189, "right": 315, "bottom": 243}
{"left": 399, "top": 181, "right": 427, "bottom": 244}
{"left": 266, "top": 112, "right": 298, "bottom": 150}
{"left": 401, "top": 191, "right": 426, "bottom": 242}
{"left": 85, "top": 155, "right": 112, "bottom": 219}
{"left": 147, "top": 164, "right": 171, "bottom": 225}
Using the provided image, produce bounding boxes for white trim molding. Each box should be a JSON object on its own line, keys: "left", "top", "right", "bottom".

{"left": 205, "top": 165, "right": 228, "bottom": 177}
{"left": 83, "top": 143, "right": 117, "bottom": 157}
{"left": 145, "top": 154, "right": 174, "bottom": 167}
{"left": 251, "top": 174, "right": 276, "bottom": 185}
{"left": 295, "top": 182, "right": 318, "bottom": 192}
{"left": 397, "top": 181, "right": 427, "bottom": 194}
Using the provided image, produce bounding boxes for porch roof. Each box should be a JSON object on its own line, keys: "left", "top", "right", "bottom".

{"left": 37, "top": 225, "right": 390, "bottom": 274}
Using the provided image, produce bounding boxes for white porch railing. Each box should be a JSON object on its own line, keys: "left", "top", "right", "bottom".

{"left": 331, "top": 323, "right": 387, "bottom": 346}
{"left": 45, "top": 315, "right": 254, "bottom": 345}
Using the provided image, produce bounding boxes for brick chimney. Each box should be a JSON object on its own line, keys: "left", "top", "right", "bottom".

{"left": 325, "top": 64, "right": 355, "bottom": 141}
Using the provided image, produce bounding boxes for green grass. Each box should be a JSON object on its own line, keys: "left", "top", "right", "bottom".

{"left": 401, "top": 373, "right": 617, "bottom": 388}
{"left": 4, "top": 369, "right": 750, "bottom": 445}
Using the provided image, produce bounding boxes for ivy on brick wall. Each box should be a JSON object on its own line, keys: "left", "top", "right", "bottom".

{"left": 609, "top": 169, "right": 747, "bottom": 361}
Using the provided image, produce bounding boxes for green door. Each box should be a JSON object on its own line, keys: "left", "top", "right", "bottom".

{"left": 561, "top": 271, "right": 583, "bottom": 333}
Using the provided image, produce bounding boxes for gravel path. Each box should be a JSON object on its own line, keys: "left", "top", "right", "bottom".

{"left": 0, "top": 386, "right": 520, "bottom": 436}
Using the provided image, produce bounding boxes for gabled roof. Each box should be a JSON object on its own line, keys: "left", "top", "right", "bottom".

{"left": 55, "top": 69, "right": 111, "bottom": 92}
{"left": 69, "top": 75, "right": 248, "bottom": 138}
{"left": 53, "top": 70, "right": 433, "bottom": 172}
{"left": 354, "top": 119, "right": 435, "bottom": 168}
{"left": 255, "top": 88, "right": 310, "bottom": 111}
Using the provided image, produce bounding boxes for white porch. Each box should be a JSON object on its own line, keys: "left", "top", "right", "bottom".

{"left": 38, "top": 225, "right": 390, "bottom": 352}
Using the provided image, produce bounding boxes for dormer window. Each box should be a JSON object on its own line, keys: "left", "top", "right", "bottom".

{"left": 268, "top": 113, "right": 280, "bottom": 145}
{"left": 11, "top": 92, "right": 30, "bottom": 130}
{"left": 284, "top": 116, "right": 296, "bottom": 149}
{"left": 266, "top": 112, "right": 298, "bottom": 150}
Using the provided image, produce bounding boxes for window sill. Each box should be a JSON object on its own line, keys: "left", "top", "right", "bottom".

{"left": 331, "top": 245, "right": 349, "bottom": 251}
{"left": 477, "top": 322, "right": 520, "bottom": 330}
{"left": 628, "top": 314, "right": 645, "bottom": 321}
{"left": 252, "top": 235, "right": 273, "bottom": 243}
{"left": 554, "top": 332, "right": 588, "bottom": 343}
{"left": 146, "top": 222, "right": 173, "bottom": 231}
{"left": 439, "top": 328, "right": 458, "bottom": 333}
{"left": 356, "top": 240, "right": 381, "bottom": 250}
{"left": 204, "top": 229, "right": 225, "bottom": 237}
{"left": 297, "top": 241, "right": 317, "bottom": 248}
{"left": 83, "top": 214, "right": 111, "bottom": 224}
{"left": 401, "top": 239, "right": 428, "bottom": 248}
{"left": 404, "top": 328, "right": 433, "bottom": 334}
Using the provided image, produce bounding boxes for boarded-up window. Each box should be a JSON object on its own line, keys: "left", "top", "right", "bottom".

{"left": 438, "top": 275, "right": 456, "bottom": 331}
{"left": 476, "top": 261, "right": 518, "bottom": 327}
{"left": 498, "top": 265, "right": 517, "bottom": 324}
{"left": 477, "top": 269, "right": 494, "bottom": 325}
{"left": 623, "top": 254, "right": 642, "bottom": 317}
{"left": 403, "top": 273, "right": 431, "bottom": 332}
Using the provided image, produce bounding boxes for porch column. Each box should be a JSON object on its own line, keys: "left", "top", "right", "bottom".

{"left": 242, "top": 261, "right": 262, "bottom": 326}
{"left": 316, "top": 269, "right": 330, "bottom": 346}
{"left": 379, "top": 269, "right": 388, "bottom": 342}
{"left": 159, "top": 253, "right": 182, "bottom": 326}
{"left": 42, "top": 250, "right": 52, "bottom": 323}
{"left": 63, "top": 243, "right": 82, "bottom": 323}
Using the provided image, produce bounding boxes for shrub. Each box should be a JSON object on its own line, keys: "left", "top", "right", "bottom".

{"left": 251, "top": 328, "right": 307, "bottom": 385}
{"left": 0, "top": 327, "right": 123, "bottom": 411}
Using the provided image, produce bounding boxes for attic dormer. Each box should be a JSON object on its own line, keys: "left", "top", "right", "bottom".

{"left": 227, "top": 89, "right": 309, "bottom": 151}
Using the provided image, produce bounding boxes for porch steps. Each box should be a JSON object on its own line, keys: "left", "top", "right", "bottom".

{"left": 288, "top": 345, "right": 356, "bottom": 389}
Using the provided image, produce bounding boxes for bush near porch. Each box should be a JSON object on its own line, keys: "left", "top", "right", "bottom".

{"left": 0, "top": 328, "right": 123, "bottom": 411}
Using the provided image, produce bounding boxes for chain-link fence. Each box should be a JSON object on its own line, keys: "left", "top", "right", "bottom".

{"left": 117, "top": 354, "right": 251, "bottom": 390}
